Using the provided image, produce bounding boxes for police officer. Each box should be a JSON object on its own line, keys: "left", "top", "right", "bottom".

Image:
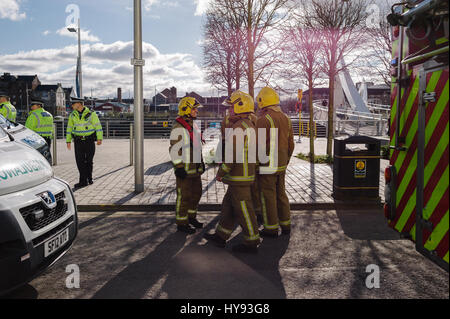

{"left": 0, "top": 91, "right": 17, "bottom": 122}
{"left": 66, "top": 97, "right": 103, "bottom": 189}
{"left": 25, "top": 99, "right": 54, "bottom": 148}
{"left": 204, "top": 90, "right": 260, "bottom": 253}
{"left": 256, "top": 87, "right": 294, "bottom": 237}
{"left": 169, "top": 97, "right": 205, "bottom": 234}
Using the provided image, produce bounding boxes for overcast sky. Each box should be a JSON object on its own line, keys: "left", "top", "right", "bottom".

{"left": 0, "top": 0, "right": 217, "bottom": 99}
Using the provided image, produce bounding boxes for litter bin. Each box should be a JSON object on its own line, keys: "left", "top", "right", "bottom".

{"left": 333, "top": 135, "right": 381, "bottom": 201}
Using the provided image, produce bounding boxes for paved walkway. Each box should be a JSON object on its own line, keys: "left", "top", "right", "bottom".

{"left": 52, "top": 138, "right": 388, "bottom": 208}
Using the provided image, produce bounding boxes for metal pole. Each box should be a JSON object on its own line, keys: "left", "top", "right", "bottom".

{"left": 78, "top": 18, "right": 83, "bottom": 99}
{"left": 132, "top": 0, "right": 144, "bottom": 192}
{"left": 130, "top": 123, "right": 134, "bottom": 166}
{"left": 52, "top": 123, "right": 57, "bottom": 166}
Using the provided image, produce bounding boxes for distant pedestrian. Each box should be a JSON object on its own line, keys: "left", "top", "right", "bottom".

{"left": 0, "top": 90, "right": 17, "bottom": 122}
{"left": 25, "top": 98, "right": 54, "bottom": 149}
{"left": 66, "top": 97, "right": 103, "bottom": 189}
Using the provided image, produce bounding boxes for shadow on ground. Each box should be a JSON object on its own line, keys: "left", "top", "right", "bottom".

{"left": 91, "top": 215, "right": 289, "bottom": 299}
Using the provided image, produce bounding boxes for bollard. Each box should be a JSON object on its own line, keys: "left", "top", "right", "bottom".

{"left": 130, "top": 123, "right": 134, "bottom": 166}
{"left": 52, "top": 123, "right": 57, "bottom": 166}
{"left": 106, "top": 120, "right": 110, "bottom": 139}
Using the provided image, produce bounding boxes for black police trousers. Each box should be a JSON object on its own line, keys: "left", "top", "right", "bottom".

{"left": 74, "top": 137, "right": 96, "bottom": 184}
{"left": 43, "top": 137, "right": 52, "bottom": 149}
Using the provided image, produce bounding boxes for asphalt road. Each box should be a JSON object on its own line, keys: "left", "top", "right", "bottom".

{"left": 3, "top": 209, "right": 449, "bottom": 299}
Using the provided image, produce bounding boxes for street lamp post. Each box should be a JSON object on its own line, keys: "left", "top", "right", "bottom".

{"left": 68, "top": 19, "right": 82, "bottom": 98}
{"left": 131, "top": 0, "right": 145, "bottom": 193}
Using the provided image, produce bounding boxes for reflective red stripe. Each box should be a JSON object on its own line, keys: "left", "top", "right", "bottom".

{"left": 422, "top": 187, "right": 449, "bottom": 244}
{"left": 435, "top": 231, "right": 449, "bottom": 259}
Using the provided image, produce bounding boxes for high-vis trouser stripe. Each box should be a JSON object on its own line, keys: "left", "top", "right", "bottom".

{"left": 280, "top": 220, "right": 291, "bottom": 226}
{"left": 244, "top": 234, "right": 261, "bottom": 241}
{"left": 261, "top": 192, "right": 268, "bottom": 226}
{"left": 217, "top": 224, "right": 233, "bottom": 235}
{"left": 176, "top": 188, "right": 183, "bottom": 220}
{"left": 240, "top": 200, "right": 255, "bottom": 238}
{"left": 188, "top": 209, "right": 197, "bottom": 215}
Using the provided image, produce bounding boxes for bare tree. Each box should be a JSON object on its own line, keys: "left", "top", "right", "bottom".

{"left": 280, "top": 20, "right": 324, "bottom": 162}
{"left": 364, "top": 0, "right": 395, "bottom": 86}
{"left": 218, "top": 0, "right": 291, "bottom": 97}
{"left": 202, "top": 2, "right": 246, "bottom": 96}
{"left": 300, "top": 0, "right": 368, "bottom": 156}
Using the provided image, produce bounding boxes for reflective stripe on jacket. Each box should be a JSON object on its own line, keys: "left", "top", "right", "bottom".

{"left": 217, "top": 114, "right": 256, "bottom": 186}
{"left": 25, "top": 108, "right": 54, "bottom": 138}
{"left": 66, "top": 107, "right": 103, "bottom": 142}
{"left": 257, "top": 106, "right": 294, "bottom": 175}
{"left": 0, "top": 102, "right": 17, "bottom": 122}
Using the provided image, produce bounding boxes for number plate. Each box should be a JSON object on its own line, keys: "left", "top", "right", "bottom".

{"left": 44, "top": 228, "right": 69, "bottom": 257}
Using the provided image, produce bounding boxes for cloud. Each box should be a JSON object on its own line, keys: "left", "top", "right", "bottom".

{"left": 144, "top": 0, "right": 159, "bottom": 11}
{"left": 194, "top": 0, "right": 210, "bottom": 16}
{"left": 42, "top": 30, "right": 51, "bottom": 36}
{"left": 0, "top": 41, "right": 212, "bottom": 98}
{"left": 144, "top": 0, "right": 179, "bottom": 12}
{"left": 0, "top": 0, "right": 26, "bottom": 21}
{"left": 56, "top": 27, "right": 101, "bottom": 43}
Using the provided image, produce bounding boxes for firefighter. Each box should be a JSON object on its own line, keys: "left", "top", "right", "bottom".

{"left": 66, "top": 97, "right": 103, "bottom": 189}
{"left": 25, "top": 99, "right": 54, "bottom": 149}
{"left": 0, "top": 91, "right": 17, "bottom": 122}
{"left": 221, "top": 92, "right": 262, "bottom": 224}
{"left": 256, "top": 86, "right": 294, "bottom": 237}
{"left": 204, "top": 90, "right": 260, "bottom": 253}
{"left": 169, "top": 96, "right": 205, "bottom": 234}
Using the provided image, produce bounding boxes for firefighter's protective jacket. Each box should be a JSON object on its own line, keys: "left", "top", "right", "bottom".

{"left": 217, "top": 114, "right": 256, "bottom": 186}
{"left": 169, "top": 116, "right": 204, "bottom": 177}
{"left": 257, "top": 106, "right": 294, "bottom": 174}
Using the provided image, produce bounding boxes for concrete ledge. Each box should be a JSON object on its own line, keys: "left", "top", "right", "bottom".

{"left": 77, "top": 201, "right": 382, "bottom": 212}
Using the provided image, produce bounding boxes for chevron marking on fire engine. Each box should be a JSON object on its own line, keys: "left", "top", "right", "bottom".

{"left": 390, "top": 68, "right": 449, "bottom": 264}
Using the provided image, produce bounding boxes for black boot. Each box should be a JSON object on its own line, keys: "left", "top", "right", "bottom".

{"left": 88, "top": 178, "right": 93, "bottom": 185}
{"left": 203, "top": 233, "right": 226, "bottom": 248}
{"left": 256, "top": 214, "right": 264, "bottom": 226}
{"left": 74, "top": 182, "right": 88, "bottom": 189}
{"left": 232, "top": 243, "right": 258, "bottom": 254}
{"left": 189, "top": 217, "right": 204, "bottom": 229}
{"left": 177, "top": 224, "right": 196, "bottom": 234}
{"left": 259, "top": 229, "right": 279, "bottom": 238}
{"left": 281, "top": 228, "right": 291, "bottom": 236}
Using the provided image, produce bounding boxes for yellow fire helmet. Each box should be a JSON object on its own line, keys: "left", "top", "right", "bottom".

{"left": 229, "top": 90, "right": 254, "bottom": 114}
{"left": 222, "top": 90, "right": 243, "bottom": 107}
{"left": 256, "top": 86, "right": 280, "bottom": 109}
{"left": 178, "top": 96, "right": 203, "bottom": 117}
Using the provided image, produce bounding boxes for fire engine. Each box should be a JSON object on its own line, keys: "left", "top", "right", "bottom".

{"left": 385, "top": 0, "right": 448, "bottom": 271}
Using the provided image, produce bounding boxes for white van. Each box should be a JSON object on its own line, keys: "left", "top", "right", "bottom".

{"left": 0, "top": 126, "right": 78, "bottom": 296}
{"left": 0, "top": 114, "right": 52, "bottom": 164}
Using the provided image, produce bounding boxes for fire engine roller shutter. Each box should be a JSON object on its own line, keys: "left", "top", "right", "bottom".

{"left": 389, "top": 61, "right": 449, "bottom": 271}
{"left": 416, "top": 65, "right": 449, "bottom": 271}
